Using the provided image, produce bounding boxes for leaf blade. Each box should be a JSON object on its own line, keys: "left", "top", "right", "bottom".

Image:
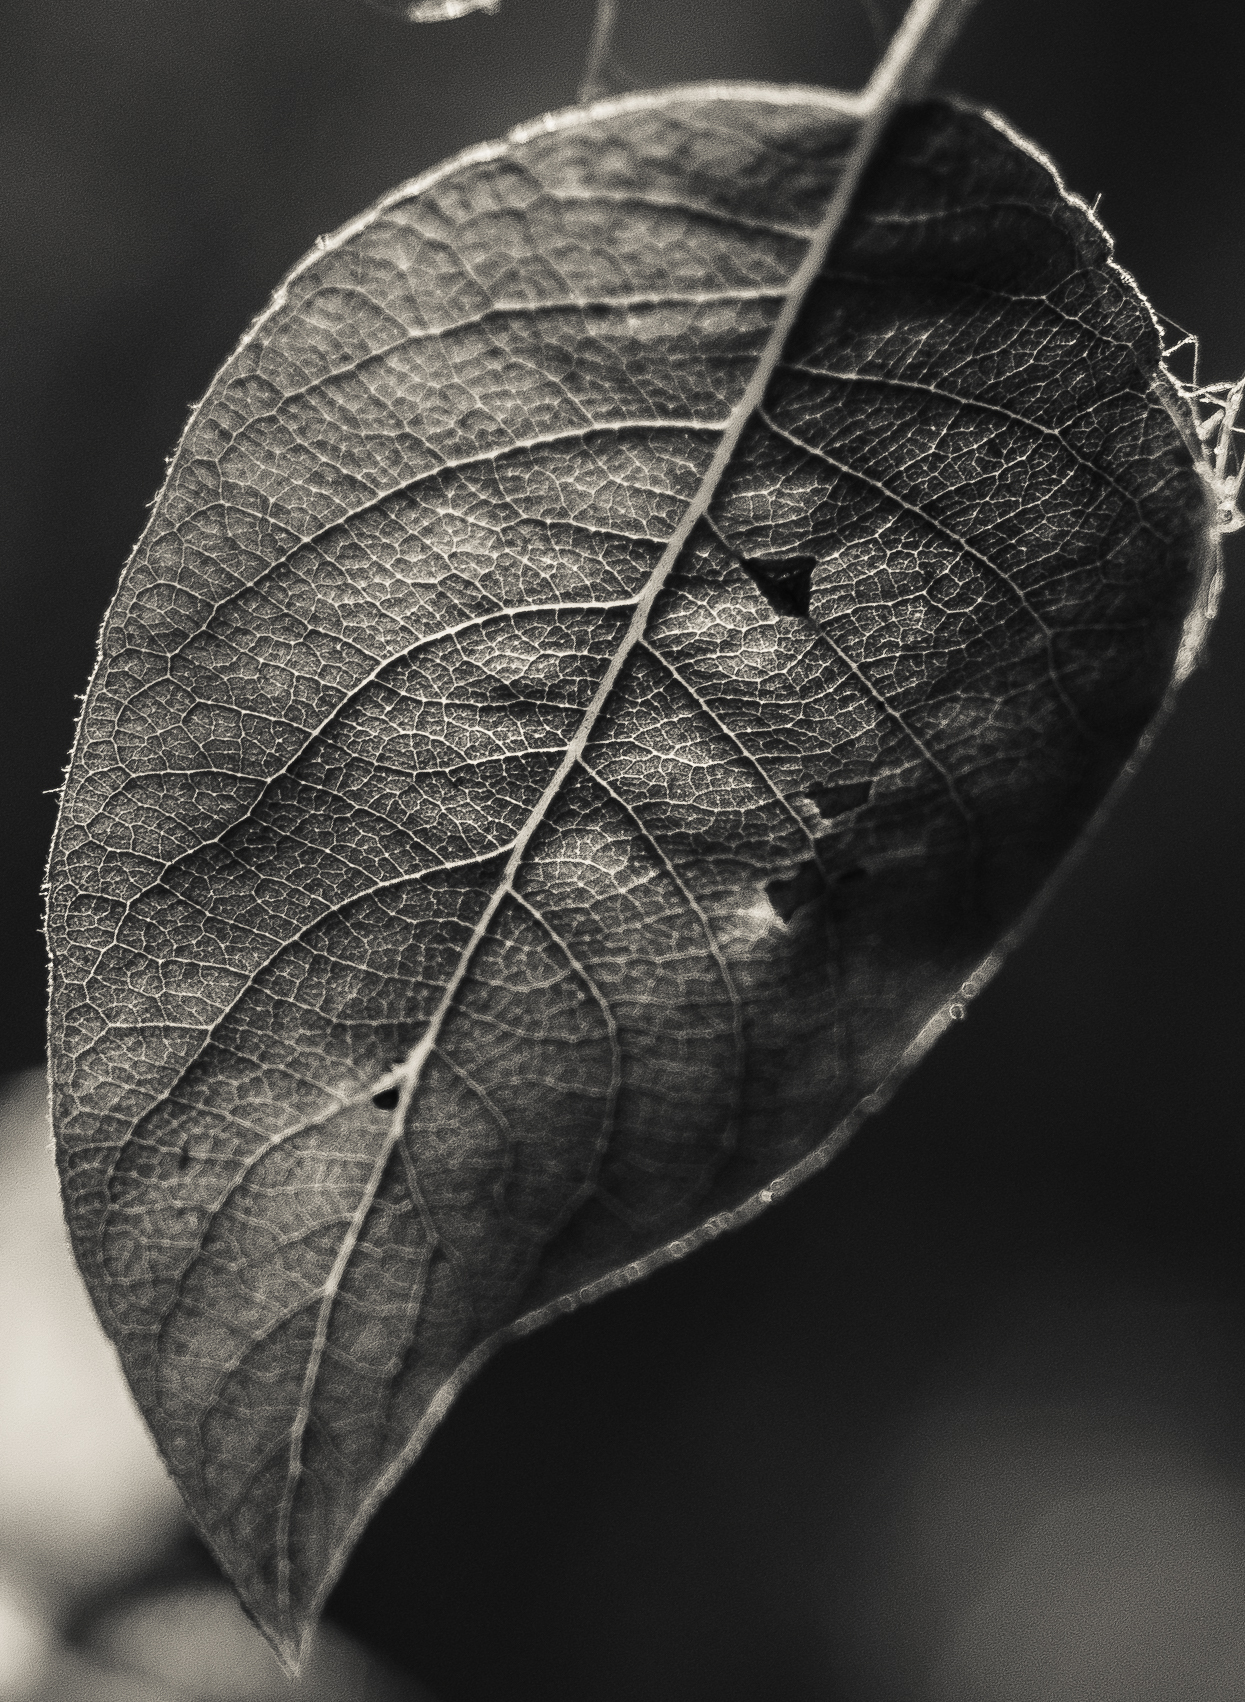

{"left": 47, "top": 67, "right": 1215, "bottom": 1664}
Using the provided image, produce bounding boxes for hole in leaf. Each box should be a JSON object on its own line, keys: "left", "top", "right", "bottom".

{"left": 808, "top": 779, "right": 872, "bottom": 820}
{"left": 765, "top": 859, "right": 827, "bottom": 923}
{"left": 740, "top": 553, "right": 816, "bottom": 620}
{"left": 372, "top": 1086, "right": 400, "bottom": 1110}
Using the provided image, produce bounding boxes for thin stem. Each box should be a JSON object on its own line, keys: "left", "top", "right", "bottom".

{"left": 860, "top": 0, "right": 978, "bottom": 105}
{"left": 579, "top": 0, "right": 619, "bottom": 103}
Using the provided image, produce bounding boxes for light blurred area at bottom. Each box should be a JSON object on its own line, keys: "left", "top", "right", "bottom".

{"left": 0, "top": 1069, "right": 434, "bottom": 1702}
{"left": 11, "top": 1042, "right": 1245, "bottom": 1701}
{"left": 822, "top": 1276, "right": 1245, "bottom": 1701}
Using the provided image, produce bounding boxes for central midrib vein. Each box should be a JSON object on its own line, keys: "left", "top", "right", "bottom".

{"left": 383, "top": 2, "right": 959, "bottom": 1135}
{"left": 275, "top": 0, "right": 978, "bottom": 1640}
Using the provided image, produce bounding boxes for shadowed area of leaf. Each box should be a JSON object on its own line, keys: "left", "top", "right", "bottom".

{"left": 46, "top": 77, "right": 1214, "bottom": 1666}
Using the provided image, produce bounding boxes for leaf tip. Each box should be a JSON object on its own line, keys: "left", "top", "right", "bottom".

{"left": 244, "top": 1600, "right": 315, "bottom": 1682}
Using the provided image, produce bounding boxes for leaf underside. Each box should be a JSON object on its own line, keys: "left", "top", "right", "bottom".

{"left": 47, "top": 86, "right": 1214, "bottom": 1662}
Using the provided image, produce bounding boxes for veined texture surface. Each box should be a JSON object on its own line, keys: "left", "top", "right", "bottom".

{"left": 47, "top": 87, "right": 1213, "bottom": 1658}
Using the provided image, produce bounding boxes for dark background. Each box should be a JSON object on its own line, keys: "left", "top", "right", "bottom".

{"left": 3, "top": 1, "right": 1244, "bottom": 1697}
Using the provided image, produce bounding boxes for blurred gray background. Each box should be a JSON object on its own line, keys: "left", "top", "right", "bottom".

{"left": 2, "top": 0, "right": 1244, "bottom": 1697}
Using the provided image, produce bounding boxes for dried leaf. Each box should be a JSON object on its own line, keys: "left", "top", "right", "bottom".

{"left": 362, "top": 0, "right": 500, "bottom": 22}
{"left": 46, "top": 68, "right": 1216, "bottom": 1668}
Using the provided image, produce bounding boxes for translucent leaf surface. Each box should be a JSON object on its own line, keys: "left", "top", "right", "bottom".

{"left": 46, "top": 67, "right": 1216, "bottom": 1665}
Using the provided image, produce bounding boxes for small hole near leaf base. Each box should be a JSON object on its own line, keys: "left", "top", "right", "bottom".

{"left": 372, "top": 1087, "right": 400, "bottom": 1111}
